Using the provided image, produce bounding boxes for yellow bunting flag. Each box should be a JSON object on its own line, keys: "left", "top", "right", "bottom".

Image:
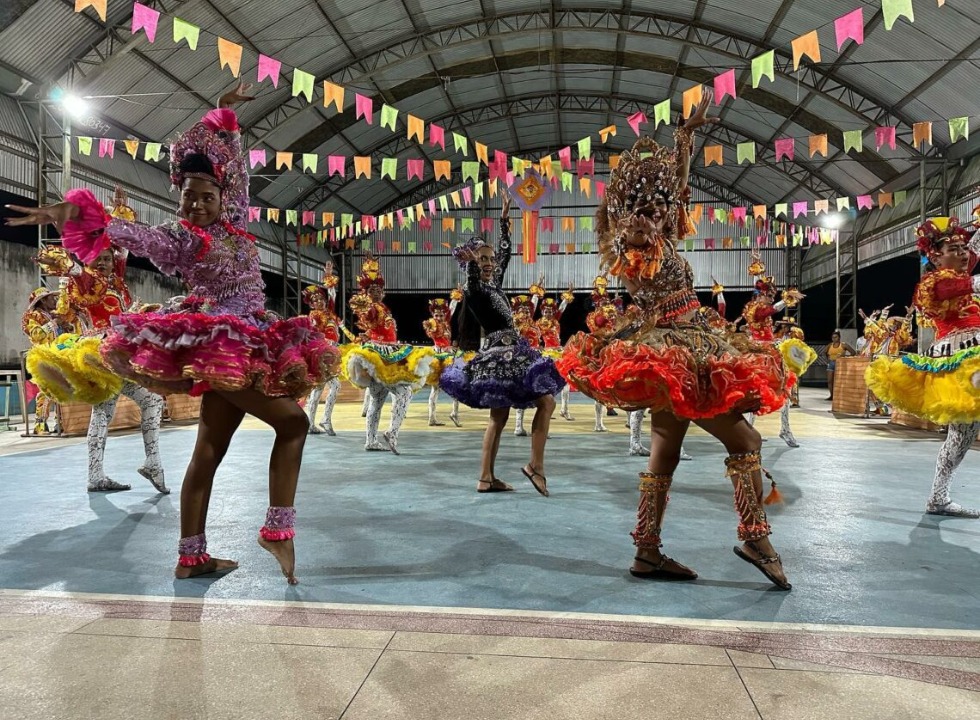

{"left": 598, "top": 125, "right": 616, "bottom": 143}
{"left": 407, "top": 115, "right": 424, "bottom": 143}
{"left": 124, "top": 139, "right": 140, "bottom": 159}
{"left": 579, "top": 178, "right": 591, "bottom": 198}
{"left": 292, "top": 69, "right": 314, "bottom": 102}
{"left": 703, "top": 145, "right": 723, "bottom": 166}
{"left": 836, "top": 197, "right": 850, "bottom": 211}
{"left": 691, "top": 204, "right": 703, "bottom": 224}
{"left": 808, "top": 134, "right": 828, "bottom": 158}
{"left": 450, "top": 191, "right": 461, "bottom": 208}
{"left": 682, "top": 85, "right": 703, "bottom": 120}
{"left": 323, "top": 82, "right": 345, "bottom": 112}
{"left": 791, "top": 31, "right": 821, "bottom": 70}
{"left": 302, "top": 154, "right": 318, "bottom": 173}
{"left": 217, "top": 38, "right": 243, "bottom": 77}
{"left": 354, "top": 156, "right": 371, "bottom": 179}
{"left": 751, "top": 50, "right": 775, "bottom": 88}
{"left": 814, "top": 199, "right": 829, "bottom": 214}
{"left": 144, "top": 143, "right": 162, "bottom": 161}
{"left": 913, "top": 121, "right": 933, "bottom": 147}
{"left": 476, "top": 142, "right": 488, "bottom": 166}
{"left": 75, "top": 0, "right": 107, "bottom": 21}
{"left": 434, "top": 160, "right": 451, "bottom": 181}
{"left": 609, "top": 155, "right": 621, "bottom": 170}
{"left": 267, "top": 208, "right": 280, "bottom": 223}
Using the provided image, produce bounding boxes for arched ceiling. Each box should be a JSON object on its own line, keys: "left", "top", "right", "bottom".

{"left": 0, "top": 0, "right": 977, "bottom": 220}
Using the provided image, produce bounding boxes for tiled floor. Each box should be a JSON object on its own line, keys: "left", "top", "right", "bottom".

{"left": 1, "top": 387, "right": 979, "bottom": 717}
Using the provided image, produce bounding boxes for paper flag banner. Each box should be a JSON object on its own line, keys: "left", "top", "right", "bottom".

{"left": 450, "top": 191, "right": 462, "bottom": 208}
{"left": 753, "top": 205, "right": 767, "bottom": 220}
{"left": 124, "top": 139, "right": 139, "bottom": 158}
{"left": 173, "top": 17, "right": 200, "bottom": 50}
{"left": 439, "top": 196, "right": 449, "bottom": 212}
{"left": 808, "top": 134, "right": 828, "bottom": 158}
{"left": 732, "top": 207, "right": 747, "bottom": 224}
{"left": 217, "top": 38, "right": 242, "bottom": 77}
{"left": 775, "top": 203, "right": 788, "bottom": 218}
{"left": 457, "top": 217, "right": 473, "bottom": 233}
{"left": 376, "top": 240, "right": 386, "bottom": 251}
{"left": 737, "top": 142, "right": 756, "bottom": 164}
{"left": 462, "top": 187, "right": 472, "bottom": 205}
{"left": 380, "top": 104, "right": 398, "bottom": 131}
{"left": 405, "top": 158, "right": 423, "bottom": 181}
{"left": 474, "top": 183, "right": 484, "bottom": 202}
{"left": 705, "top": 238, "right": 716, "bottom": 249}
{"left": 740, "top": 237, "right": 751, "bottom": 247}
{"left": 578, "top": 136, "right": 592, "bottom": 160}
{"left": 322, "top": 212, "right": 335, "bottom": 226}
{"left": 716, "top": 208, "right": 727, "bottom": 223}
{"left": 857, "top": 195, "right": 873, "bottom": 210}
{"left": 704, "top": 145, "right": 723, "bottom": 166}
{"left": 267, "top": 208, "right": 279, "bottom": 222}
{"left": 791, "top": 31, "right": 820, "bottom": 70}
{"left": 775, "top": 138, "right": 794, "bottom": 162}
{"left": 566, "top": 242, "right": 576, "bottom": 254}
{"left": 690, "top": 204, "right": 702, "bottom": 224}
{"left": 913, "top": 121, "right": 933, "bottom": 147}
{"left": 561, "top": 172, "right": 573, "bottom": 192}
{"left": 256, "top": 54, "right": 281, "bottom": 87}
{"left": 489, "top": 178, "right": 499, "bottom": 198}
{"left": 561, "top": 217, "right": 574, "bottom": 232}
{"left": 453, "top": 133, "right": 468, "bottom": 155}
{"left": 882, "top": 0, "right": 914, "bottom": 31}
{"left": 875, "top": 126, "right": 896, "bottom": 151}
{"left": 557, "top": 146, "right": 571, "bottom": 171}
{"left": 576, "top": 159, "right": 594, "bottom": 177}
{"left": 355, "top": 94, "right": 373, "bottom": 124}
{"left": 836, "top": 197, "right": 850, "bottom": 211}
{"left": 599, "top": 125, "right": 616, "bottom": 143}
{"left": 596, "top": 180, "right": 606, "bottom": 199}
{"left": 475, "top": 141, "right": 488, "bottom": 165}
{"left": 843, "top": 130, "right": 863, "bottom": 153}
{"left": 814, "top": 199, "right": 829, "bottom": 214}
{"left": 292, "top": 69, "right": 314, "bottom": 102}
{"left": 286, "top": 210, "right": 298, "bottom": 226}
{"left": 793, "top": 201, "right": 808, "bottom": 218}
{"left": 834, "top": 8, "right": 864, "bottom": 50}
{"left": 131, "top": 3, "right": 160, "bottom": 42}
{"left": 325, "top": 155, "right": 343, "bottom": 177}
{"left": 457, "top": 161, "right": 478, "bottom": 183}
{"left": 878, "top": 192, "right": 893, "bottom": 208}
{"left": 682, "top": 85, "right": 703, "bottom": 119}
{"left": 538, "top": 156, "right": 554, "bottom": 179}
{"left": 756, "top": 235, "right": 767, "bottom": 247}
{"left": 609, "top": 155, "right": 620, "bottom": 170}
{"left": 646, "top": 100, "right": 671, "bottom": 131}
{"left": 302, "top": 211, "right": 315, "bottom": 226}
{"left": 627, "top": 111, "right": 646, "bottom": 136}
{"left": 894, "top": 190, "right": 907, "bottom": 206}
{"left": 579, "top": 178, "right": 591, "bottom": 198}
{"left": 77, "top": 136, "right": 92, "bottom": 155}
{"left": 775, "top": 234, "right": 786, "bottom": 247}
{"left": 275, "top": 152, "right": 292, "bottom": 170}
{"left": 708, "top": 207, "right": 716, "bottom": 222}
{"left": 541, "top": 218, "right": 554, "bottom": 232}
{"left": 949, "top": 117, "right": 969, "bottom": 143}
{"left": 99, "top": 138, "right": 114, "bottom": 158}
{"left": 406, "top": 115, "right": 424, "bottom": 143}
{"left": 354, "top": 156, "right": 371, "bottom": 179}
{"left": 302, "top": 154, "right": 317, "bottom": 173}
{"left": 714, "top": 69, "right": 736, "bottom": 103}
{"left": 722, "top": 237, "right": 734, "bottom": 249}
{"left": 579, "top": 217, "right": 593, "bottom": 231}
{"left": 422, "top": 124, "right": 443, "bottom": 151}
{"left": 144, "top": 142, "right": 162, "bottom": 161}
{"left": 442, "top": 218, "right": 455, "bottom": 231}
{"left": 511, "top": 157, "right": 526, "bottom": 177}
{"left": 248, "top": 207, "right": 261, "bottom": 222}
{"left": 751, "top": 50, "right": 775, "bottom": 88}
{"left": 433, "top": 160, "right": 451, "bottom": 181}
{"left": 427, "top": 199, "right": 436, "bottom": 215}
{"left": 75, "top": 0, "right": 106, "bottom": 21}
{"left": 381, "top": 158, "right": 398, "bottom": 180}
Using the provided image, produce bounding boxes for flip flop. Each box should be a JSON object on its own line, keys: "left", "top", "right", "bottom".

{"left": 477, "top": 479, "right": 514, "bottom": 493}
{"left": 521, "top": 465, "right": 549, "bottom": 497}
{"left": 733, "top": 544, "right": 792, "bottom": 591}
{"left": 629, "top": 555, "right": 698, "bottom": 580}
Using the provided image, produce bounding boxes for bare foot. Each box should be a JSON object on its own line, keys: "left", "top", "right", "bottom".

{"left": 174, "top": 557, "right": 238, "bottom": 579}
{"left": 258, "top": 536, "right": 298, "bottom": 585}
{"left": 631, "top": 548, "right": 697, "bottom": 579}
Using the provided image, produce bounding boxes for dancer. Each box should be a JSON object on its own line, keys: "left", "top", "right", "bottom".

{"left": 303, "top": 262, "right": 342, "bottom": 436}
{"left": 859, "top": 306, "right": 914, "bottom": 415}
{"left": 584, "top": 275, "right": 623, "bottom": 432}
{"left": 422, "top": 292, "right": 461, "bottom": 426}
{"left": 21, "top": 284, "right": 78, "bottom": 434}
{"left": 538, "top": 283, "right": 576, "bottom": 420}
{"left": 8, "top": 83, "right": 339, "bottom": 583}
{"left": 440, "top": 195, "right": 565, "bottom": 495}
{"left": 628, "top": 409, "right": 693, "bottom": 460}
{"left": 511, "top": 293, "right": 543, "bottom": 436}
{"left": 29, "top": 194, "right": 169, "bottom": 493}
{"left": 866, "top": 217, "right": 980, "bottom": 517}
{"left": 345, "top": 254, "right": 432, "bottom": 454}
{"left": 771, "top": 318, "right": 817, "bottom": 445}
{"left": 558, "top": 92, "right": 794, "bottom": 589}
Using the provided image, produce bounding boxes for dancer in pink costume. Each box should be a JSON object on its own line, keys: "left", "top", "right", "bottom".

{"left": 7, "top": 84, "right": 340, "bottom": 584}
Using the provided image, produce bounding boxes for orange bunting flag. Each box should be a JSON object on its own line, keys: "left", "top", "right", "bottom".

{"left": 609, "top": 154, "right": 621, "bottom": 170}
{"left": 562, "top": 217, "right": 575, "bottom": 232}
{"left": 267, "top": 208, "right": 280, "bottom": 223}
{"left": 691, "top": 204, "right": 703, "bottom": 224}
{"left": 75, "top": 0, "right": 107, "bottom": 21}
{"left": 322, "top": 212, "right": 335, "bottom": 226}
{"left": 703, "top": 145, "right": 723, "bottom": 166}
{"left": 407, "top": 114, "right": 425, "bottom": 143}
{"left": 354, "top": 156, "right": 372, "bottom": 179}
{"left": 814, "top": 199, "right": 830, "bottom": 214}
{"left": 275, "top": 152, "right": 293, "bottom": 170}
{"left": 489, "top": 178, "right": 498, "bottom": 197}
{"left": 722, "top": 237, "right": 734, "bottom": 249}
{"left": 808, "top": 134, "right": 828, "bottom": 158}
{"left": 323, "top": 82, "right": 345, "bottom": 112}
{"left": 476, "top": 142, "right": 489, "bottom": 165}
{"left": 442, "top": 217, "right": 455, "bottom": 231}
{"left": 791, "top": 31, "right": 821, "bottom": 71}
{"left": 434, "top": 160, "right": 451, "bottom": 181}
{"left": 598, "top": 125, "right": 617, "bottom": 143}
{"left": 579, "top": 177, "right": 592, "bottom": 198}
{"left": 775, "top": 234, "right": 787, "bottom": 247}
{"left": 753, "top": 204, "right": 767, "bottom": 220}
{"left": 217, "top": 37, "right": 243, "bottom": 77}
{"left": 913, "top": 121, "right": 933, "bottom": 147}
{"left": 682, "top": 85, "right": 703, "bottom": 120}
{"left": 450, "top": 191, "right": 462, "bottom": 208}
{"left": 878, "top": 192, "right": 894, "bottom": 208}
{"left": 124, "top": 139, "right": 140, "bottom": 159}
{"left": 539, "top": 156, "right": 554, "bottom": 178}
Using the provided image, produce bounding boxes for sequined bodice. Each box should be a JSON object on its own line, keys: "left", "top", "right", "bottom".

{"left": 188, "top": 227, "right": 265, "bottom": 315}
{"left": 631, "top": 249, "right": 700, "bottom": 325}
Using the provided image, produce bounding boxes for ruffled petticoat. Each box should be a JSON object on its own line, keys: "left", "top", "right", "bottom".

{"left": 424, "top": 347, "right": 457, "bottom": 387}
{"left": 439, "top": 329, "right": 566, "bottom": 409}
{"left": 99, "top": 301, "right": 340, "bottom": 399}
{"left": 344, "top": 342, "right": 434, "bottom": 390}
{"left": 557, "top": 322, "right": 790, "bottom": 419}
{"left": 866, "top": 328, "right": 980, "bottom": 425}
{"left": 541, "top": 346, "right": 563, "bottom": 361}
{"left": 26, "top": 333, "right": 124, "bottom": 405}
{"left": 776, "top": 338, "right": 818, "bottom": 380}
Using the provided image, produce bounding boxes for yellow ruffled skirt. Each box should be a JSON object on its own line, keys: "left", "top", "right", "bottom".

{"left": 344, "top": 342, "right": 434, "bottom": 389}
{"left": 778, "top": 338, "right": 818, "bottom": 380}
{"left": 26, "top": 334, "right": 124, "bottom": 405}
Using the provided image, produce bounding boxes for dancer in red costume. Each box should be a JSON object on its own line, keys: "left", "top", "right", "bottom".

{"left": 558, "top": 91, "right": 793, "bottom": 589}
{"left": 422, "top": 292, "right": 461, "bottom": 426}
{"left": 304, "top": 261, "right": 343, "bottom": 436}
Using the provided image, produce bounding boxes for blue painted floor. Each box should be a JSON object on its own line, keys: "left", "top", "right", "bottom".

{"left": 2, "top": 397, "right": 980, "bottom": 630}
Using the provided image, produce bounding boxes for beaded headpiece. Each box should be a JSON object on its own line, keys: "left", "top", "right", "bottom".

{"left": 169, "top": 119, "right": 240, "bottom": 190}
{"left": 429, "top": 297, "right": 450, "bottom": 315}
{"left": 915, "top": 217, "right": 975, "bottom": 256}
{"left": 302, "top": 284, "right": 327, "bottom": 306}
{"left": 511, "top": 294, "right": 535, "bottom": 316}
{"left": 748, "top": 252, "right": 777, "bottom": 295}
{"left": 451, "top": 236, "right": 490, "bottom": 269}
{"left": 27, "top": 287, "right": 57, "bottom": 309}
{"left": 357, "top": 256, "right": 385, "bottom": 290}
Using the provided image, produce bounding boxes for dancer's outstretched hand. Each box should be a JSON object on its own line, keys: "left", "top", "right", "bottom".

{"left": 683, "top": 89, "right": 720, "bottom": 132}
{"left": 219, "top": 82, "right": 255, "bottom": 108}
{"left": 5, "top": 202, "right": 78, "bottom": 231}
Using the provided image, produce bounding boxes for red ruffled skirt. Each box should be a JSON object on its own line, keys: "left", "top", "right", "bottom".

{"left": 557, "top": 324, "right": 791, "bottom": 419}
{"left": 100, "top": 310, "right": 341, "bottom": 399}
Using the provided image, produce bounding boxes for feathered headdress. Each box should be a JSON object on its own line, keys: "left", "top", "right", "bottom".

{"left": 302, "top": 284, "right": 327, "bottom": 306}
{"left": 428, "top": 297, "right": 450, "bottom": 315}
{"left": 357, "top": 256, "right": 385, "bottom": 290}
{"left": 748, "top": 251, "right": 777, "bottom": 295}
{"left": 511, "top": 294, "right": 535, "bottom": 316}
{"left": 915, "top": 217, "right": 976, "bottom": 256}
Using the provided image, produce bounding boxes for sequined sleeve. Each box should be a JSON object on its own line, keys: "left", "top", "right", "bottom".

{"left": 495, "top": 216, "right": 512, "bottom": 283}
{"left": 466, "top": 259, "right": 482, "bottom": 294}
{"left": 105, "top": 219, "right": 202, "bottom": 277}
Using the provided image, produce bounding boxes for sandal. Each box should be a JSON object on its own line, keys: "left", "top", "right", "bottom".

{"left": 521, "top": 465, "right": 549, "bottom": 497}
{"left": 733, "top": 542, "right": 792, "bottom": 591}
{"left": 477, "top": 478, "right": 514, "bottom": 493}
{"left": 629, "top": 555, "right": 697, "bottom": 580}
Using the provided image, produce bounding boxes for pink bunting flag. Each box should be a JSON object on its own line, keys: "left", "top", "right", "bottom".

{"left": 462, "top": 187, "right": 472, "bottom": 205}
{"left": 626, "top": 111, "right": 647, "bottom": 136}
{"left": 708, "top": 207, "right": 716, "bottom": 222}
{"left": 376, "top": 240, "right": 385, "bottom": 252}
{"left": 407, "top": 158, "right": 424, "bottom": 181}
{"left": 396, "top": 209, "right": 404, "bottom": 225}
{"left": 355, "top": 94, "right": 373, "bottom": 124}
{"left": 419, "top": 217, "right": 432, "bottom": 231}
{"left": 713, "top": 69, "right": 736, "bottom": 103}
{"left": 548, "top": 243, "right": 559, "bottom": 255}
{"left": 98, "top": 138, "right": 115, "bottom": 158}
{"left": 490, "top": 151, "right": 507, "bottom": 182}
{"left": 576, "top": 159, "right": 594, "bottom": 177}
{"left": 248, "top": 149, "right": 266, "bottom": 169}
{"left": 756, "top": 235, "right": 766, "bottom": 247}
{"left": 875, "top": 126, "right": 896, "bottom": 150}
{"left": 423, "top": 241, "right": 434, "bottom": 253}
{"left": 131, "top": 2, "right": 160, "bottom": 42}
{"left": 834, "top": 8, "right": 864, "bottom": 50}
{"left": 328, "top": 155, "right": 345, "bottom": 177}
{"left": 481, "top": 218, "right": 494, "bottom": 232}
{"left": 302, "top": 211, "right": 314, "bottom": 226}
{"left": 428, "top": 199, "right": 437, "bottom": 215}
{"left": 257, "top": 54, "right": 282, "bottom": 87}
{"left": 505, "top": 171, "right": 514, "bottom": 187}
{"left": 558, "top": 146, "right": 572, "bottom": 170}
{"left": 429, "top": 124, "right": 445, "bottom": 150}
{"left": 731, "top": 207, "right": 747, "bottom": 225}
{"left": 247, "top": 206, "right": 261, "bottom": 222}
{"left": 542, "top": 217, "right": 554, "bottom": 232}
{"left": 857, "top": 195, "right": 873, "bottom": 210}
{"left": 793, "top": 201, "right": 808, "bottom": 218}
{"left": 596, "top": 180, "right": 606, "bottom": 199}
{"left": 809, "top": 227, "right": 820, "bottom": 246}
{"left": 775, "top": 138, "right": 795, "bottom": 162}
{"left": 705, "top": 238, "right": 715, "bottom": 250}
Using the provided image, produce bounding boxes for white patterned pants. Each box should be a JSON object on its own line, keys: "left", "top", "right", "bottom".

{"left": 930, "top": 422, "right": 980, "bottom": 507}
{"left": 88, "top": 381, "right": 164, "bottom": 487}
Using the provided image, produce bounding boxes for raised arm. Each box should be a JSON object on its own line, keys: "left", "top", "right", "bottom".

{"left": 495, "top": 194, "right": 512, "bottom": 282}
